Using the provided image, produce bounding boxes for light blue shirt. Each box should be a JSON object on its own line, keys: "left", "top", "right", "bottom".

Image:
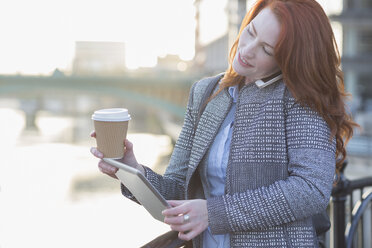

{"left": 203, "top": 85, "right": 238, "bottom": 248}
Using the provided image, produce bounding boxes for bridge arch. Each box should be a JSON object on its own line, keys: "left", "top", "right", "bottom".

{"left": 0, "top": 75, "right": 195, "bottom": 119}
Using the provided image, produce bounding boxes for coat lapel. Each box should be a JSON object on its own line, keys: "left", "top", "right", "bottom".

{"left": 187, "top": 88, "right": 232, "bottom": 173}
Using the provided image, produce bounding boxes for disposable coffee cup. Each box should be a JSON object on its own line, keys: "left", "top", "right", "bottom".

{"left": 92, "top": 108, "right": 131, "bottom": 159}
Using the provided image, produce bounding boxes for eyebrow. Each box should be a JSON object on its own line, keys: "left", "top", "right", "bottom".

{"left": 251, "top": 22, "right": 274, "bottom": 49}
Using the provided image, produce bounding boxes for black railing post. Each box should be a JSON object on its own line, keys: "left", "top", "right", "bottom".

{"left": 331, "top": 161, "right": 349, "bottom": 248}
{"left": 332, "top": 193, "right": 347, "bottom": 248}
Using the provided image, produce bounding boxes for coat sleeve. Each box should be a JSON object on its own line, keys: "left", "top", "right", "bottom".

{"left": 207, "top": 96, "right": 336, "bottom": 234}
{"left": 121, "top": 81, "right": 199, "bottom": 201}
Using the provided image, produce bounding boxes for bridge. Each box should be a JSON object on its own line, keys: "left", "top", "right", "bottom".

{"left": 0, "top": 73, "right": 201, "bottom": 140}
{"left": 0, "top": 73, "right": 199, "bottom": 117}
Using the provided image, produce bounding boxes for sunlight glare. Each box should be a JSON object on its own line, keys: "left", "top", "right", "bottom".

{"left": 0, "top": 108, "right": 25, "bottom": 147}
{"left": 0, "top": 0, "right": 196, "bottom": 75}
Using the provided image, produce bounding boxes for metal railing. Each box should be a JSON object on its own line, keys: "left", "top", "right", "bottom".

{"left": 347, "top": 136, "right": 372, "bottom": 158}
{"left": 329, "top": 161, "right": 372, "bottom": 248}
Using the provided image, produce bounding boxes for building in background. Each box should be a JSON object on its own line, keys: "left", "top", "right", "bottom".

{"left": 330, "top": 0, "right": 372, "bottom": 136}
{"left": 156, "top": 54, "right": 190, "bottom": 72}
{"left": 226, "top": 0, "right": 247, "bottom": 51}
{"left": 202, "top": 34, "right": 229, "bottom": 73}
{"left": 72, "top": 41, "right": 125, "bottom": 76}
{"left": 193, "top": 0, "right": 247, "bottom": 74}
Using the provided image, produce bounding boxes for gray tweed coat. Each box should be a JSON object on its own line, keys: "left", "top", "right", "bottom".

{"left": 122, "top": 74, "right": 336, "bottom": 247}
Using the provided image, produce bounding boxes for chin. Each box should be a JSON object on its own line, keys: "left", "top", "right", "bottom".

{"left": 233, "top": 65, "right": 254, "bottom": 78}
{"left": 232, "top": 61, "right": 247, "bottom": 76}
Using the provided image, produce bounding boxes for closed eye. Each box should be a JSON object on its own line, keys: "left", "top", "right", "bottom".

{"left": 247, "top": 26, "right": 254, "bottom": 36}
{"left": 263, "top": 46, "right": 273, "bottom": 56}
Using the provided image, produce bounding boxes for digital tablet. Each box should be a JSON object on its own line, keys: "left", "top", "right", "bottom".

{"left": 103, "top": 158, "right": 170, "bottom": 222}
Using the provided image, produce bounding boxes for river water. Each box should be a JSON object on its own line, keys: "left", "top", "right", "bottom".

{"left": 0, "top": 107, "right": 173, "bottom": 248}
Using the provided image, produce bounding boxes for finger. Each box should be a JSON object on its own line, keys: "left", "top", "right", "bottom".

{"left": 167, "top": 200, "right": 187, "bottom": 207}
{"left": 164, "top": 214, "right": 186, "bottom": 225}
{"left": 162, "top": 203, "right": 188, "bottom": 216}
{"left": 124, "top": 139, "right": 133, "bottom": 150}
{"left": 170, "top": 222, "right": 193, "bottom": 233}
{"left": 90, "top": 147, "right": 103, "bottom": 158}
{"left": 98, "top": 160, "right": 118, "bottom": 174}
{"left": 178, "top": 229, "right": 199, "bottom": 241}
{"left": 90, "top": 131, "right": 96, "bottom": 138}
{"left": 108, "top": 171, "right": 118, "bottom": 179}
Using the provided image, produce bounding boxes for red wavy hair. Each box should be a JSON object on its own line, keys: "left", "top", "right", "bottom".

{"left": 214, "top": 0, "right": 358, "bottom": 173}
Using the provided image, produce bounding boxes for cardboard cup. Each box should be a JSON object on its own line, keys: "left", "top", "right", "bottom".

{"left": 92, "top": 108, "right": 131, "bottom": 159}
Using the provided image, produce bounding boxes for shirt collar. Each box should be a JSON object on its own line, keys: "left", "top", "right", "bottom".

{"left": 228, "top": 85, "right": 239, "bottom": 103}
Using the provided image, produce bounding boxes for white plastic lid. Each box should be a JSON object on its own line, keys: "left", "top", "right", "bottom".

{"left": 92, "top": 108, "right": 131, "bottom": 122}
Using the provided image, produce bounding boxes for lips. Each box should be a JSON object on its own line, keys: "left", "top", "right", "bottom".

{"left": 238, "top": 51, "right": 253, "bottom": 68}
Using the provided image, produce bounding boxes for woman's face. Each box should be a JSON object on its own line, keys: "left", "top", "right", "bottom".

{"left": 232, "top": 8, "right": 281, "bottom": 83}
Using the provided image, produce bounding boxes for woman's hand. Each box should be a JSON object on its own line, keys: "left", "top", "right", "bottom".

{"left": 90, "top": 131, "right": 144, "bottom": 178}
{"left": 162, "top": 199, "right": 209, "bottom": 241}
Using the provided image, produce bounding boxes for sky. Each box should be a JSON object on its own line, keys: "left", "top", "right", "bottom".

{"left": 0, "top": 0, "right": 341, "bottom": 75}
{"left": 0, "top": 0, "right": 199, "bottom": 74}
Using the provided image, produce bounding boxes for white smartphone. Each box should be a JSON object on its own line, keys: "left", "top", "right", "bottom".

{"left": 103, "top": 158, "right": 170, "bottom": 222}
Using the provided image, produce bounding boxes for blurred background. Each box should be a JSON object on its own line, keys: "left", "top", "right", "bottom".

{"left": 0, "top": 0, "right": 371, "bottom": 247}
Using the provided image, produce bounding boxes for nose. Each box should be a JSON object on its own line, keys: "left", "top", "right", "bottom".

{"left": 240, "top": 42, "right": 256, "bottom": 59}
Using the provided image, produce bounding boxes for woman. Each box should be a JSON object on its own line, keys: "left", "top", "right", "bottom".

{"left": 91, "top": 0, "right": 356, "bottom": 247}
